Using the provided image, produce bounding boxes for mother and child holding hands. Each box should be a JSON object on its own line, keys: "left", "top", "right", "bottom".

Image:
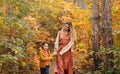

{"left": 39, "top": 22, "right": 76, "bottom": 74}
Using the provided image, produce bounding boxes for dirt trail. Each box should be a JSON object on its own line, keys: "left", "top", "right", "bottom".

{"left": 49, "top": 61, "right": 56, "bottom": 74}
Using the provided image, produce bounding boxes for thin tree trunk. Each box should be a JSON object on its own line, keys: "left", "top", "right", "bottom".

{"left": 64, "top": 0, "right": 68, "bottom": 2}
{"left": 92, "top": 0, "right": 100, "bottom": 71}
{"left": 73, "top": 0, "right": 87, "bottom": 9}
{"left": 102, "top": 0, "right": 113, "bottom": 73}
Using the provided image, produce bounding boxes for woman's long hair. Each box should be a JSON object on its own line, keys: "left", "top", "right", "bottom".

{"left": 61, "top": 22, "right": 77, "bottom": 41}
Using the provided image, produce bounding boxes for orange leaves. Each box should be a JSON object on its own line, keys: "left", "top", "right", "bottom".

{"left": 112, "top": 1, "right": 120, "bottom": 47}
{"left": 112, "top": 0, "right": 120, "bottom": 31}
{"left": 57, "top": 0, "right": 91, "bottom": 29}
{"left": 23, "top": 15, "right": 38, "bottom": 30}
{"left": 23, "top": 15, "right": 51, "bottom": 42}
{"left": 48, "top": 38, "right": 54, "bottom": 42}
{"left": 37, "top": 31, "right": 50, "bottom": 42}
{"left": 25, "top": 46, "right": 40, "bottom": 71}
{"left": 61, "top": 16, "right": 72, "bottom": 23}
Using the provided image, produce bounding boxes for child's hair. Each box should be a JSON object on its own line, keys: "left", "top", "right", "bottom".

{"left": 42, "top": 42, "right": 48, "bottom": 49}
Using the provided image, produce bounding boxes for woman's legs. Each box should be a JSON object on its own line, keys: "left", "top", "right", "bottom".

{"left": 64, "top": 70, "right": 68, "bottom": 74}
{"left": 55, "top": 55, "right": 64, "bottom": 74}
{"left": 63, "top": 50, "right": 73, "bottom": 74}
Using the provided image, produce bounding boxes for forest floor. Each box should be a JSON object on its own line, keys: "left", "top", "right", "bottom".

{"left": 49, "top": 61, "right": 56, "bottom": 74}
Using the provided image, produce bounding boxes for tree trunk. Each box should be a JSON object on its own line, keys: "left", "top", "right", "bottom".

{"left": 64, "top": 0, "right": 67, "bottom": 2}
{"left": 73, "top": 0, "right": 87, "bottom": 9}
{"left": 102, "top": 0, "right": 113, "bottom": 73}
{"left": 92, "top": 0, "right": 100, "bottom": 71}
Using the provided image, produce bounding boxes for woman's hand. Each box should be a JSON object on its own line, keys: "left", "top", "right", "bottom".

{"left": 53, "top": 51, "right": 58, "bottom": 56}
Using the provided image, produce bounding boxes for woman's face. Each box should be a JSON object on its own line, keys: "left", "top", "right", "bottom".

{"left": 64, "top": 24, "right": 70, "bottom": 31}
{"left": 43, "top": 43, "right": 49, "bottom": 50}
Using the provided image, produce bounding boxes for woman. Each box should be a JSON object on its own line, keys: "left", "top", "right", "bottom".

{"left": 54, "top": 22, "right": 76, "bottom": 74}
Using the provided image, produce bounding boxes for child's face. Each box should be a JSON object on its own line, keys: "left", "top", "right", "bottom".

{"left": 43, "top": 43, "right": 49, "bottom": 50}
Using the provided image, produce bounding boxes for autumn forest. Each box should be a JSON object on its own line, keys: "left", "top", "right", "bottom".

{"left": 0, "top": 0, "right": 120, "bottom": 74}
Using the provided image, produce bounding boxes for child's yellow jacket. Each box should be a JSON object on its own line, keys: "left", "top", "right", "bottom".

{"left": 39, "top": 49, "right": 51, "bottom": 68}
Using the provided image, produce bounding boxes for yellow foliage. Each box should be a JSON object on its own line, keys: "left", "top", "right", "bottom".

{"left": 14, "top": 50, "right": 18, "bottom": 55}
{"left": 0, "top": 0, "right": 119, "bottom": 73}
{"left": 112, "top": 0, "right": 120, "bottom": 47}
{"left": 25, "top": 45, "right": 40, "bottom": 70}
{"left": 21, "top": 61, "right": 27, "bottom": 67}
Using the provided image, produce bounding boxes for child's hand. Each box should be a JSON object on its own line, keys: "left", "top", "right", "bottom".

{"left": 50, "top": 56, "right": 55, "bottom": 62}
{"left": 50, "top": 56, "right": 53, "bottom": 59}
{"left": 50, "top": 54, "right": 54, "bottom": 57}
